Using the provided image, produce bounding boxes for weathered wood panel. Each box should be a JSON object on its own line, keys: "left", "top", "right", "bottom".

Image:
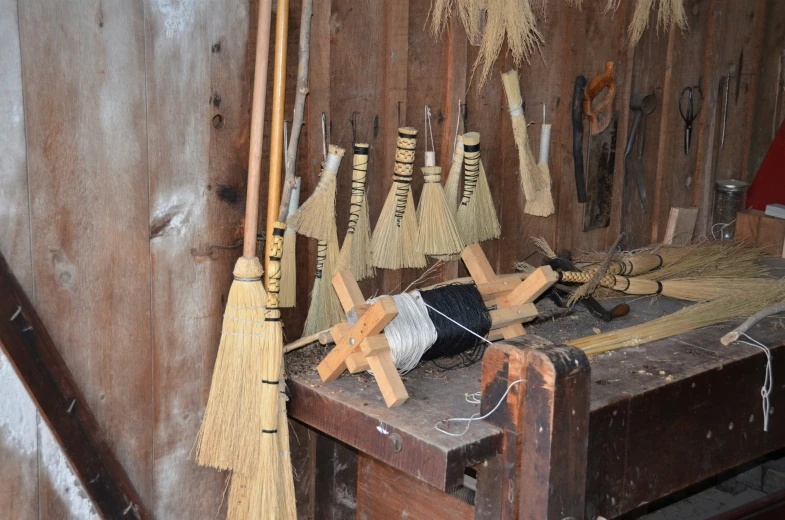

{"left": 17, "top": 1, "right": 153, "bottom": 516}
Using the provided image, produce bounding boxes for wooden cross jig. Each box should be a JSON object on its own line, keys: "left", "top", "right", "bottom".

{"left": 315, "top": 244, "right": 559, "bottom": 407}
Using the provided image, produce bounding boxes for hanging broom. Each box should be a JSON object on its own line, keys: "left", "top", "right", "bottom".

{"left": 371, "top": 127, "right": 427, "bottom": 269}
{"left": 416, "top": 110, "right": 464, "bottom": 259}
{"left": 501, "top": 69, "right": 554, "bottom": 217}
{"left": 279, "top": 177, "right": 301, "bottom": 308}
{"left": 195, "top": 0, "right": 273, "bottom": 475}
{"left": 286, "top": 145, "right": 345, "bottom": 241}
{"left": 605, "top": 0, "right": 688, "bottom": 48}
{"left": 456, "top": 132, "right": 501, "bottom": 245}
{"left": 567, "top": 279, "right": 785, "bottom": 356}
{"left": 336, "top": 143, "right": 375, "bottom": 280}
{"left": 303, "top": 231, "right": 345, "bottom": 336}
{"left": 444, "top": 134, "right": 464, "bottom": 216}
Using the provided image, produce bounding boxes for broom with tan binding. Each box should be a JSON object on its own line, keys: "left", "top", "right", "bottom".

{"left": 195, "top": 0, "right": 273, "bottom": 475}
{"left": 336, "top": 143, "right": 375, "bottom": 280}
{"left": 456, "top": 132, "right": 501, "bottom": 245}
{"left": 443, "top": 100, "right": 466, "bottom": 215}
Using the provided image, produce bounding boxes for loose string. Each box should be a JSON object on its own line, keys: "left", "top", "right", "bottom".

{"left": 737, "top": 332, "right": 773, "bottom": 432}
{"left": 435, "top": 379, "right": 526, "bottom": 437}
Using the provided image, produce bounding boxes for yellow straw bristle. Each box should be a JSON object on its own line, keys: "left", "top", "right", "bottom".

{"left": 196, "top": 256, "right": 265, "bottom": 473}
{"left": 287, "top": 145, "right": 345, "bottom": 241}
{"left": 278, "top": 375, "right": 297, "bottom": 519}
{"left": 456, "top": 132, "right": 501, "bottom": 245}
{"left": 280, "top": 178, "right": 301, "bottom": 308}
{"left": 371, "top": 127, "right": 426, "bottom": 269}
{"left": 417, "top": 165, "right": 464, "bottom": 257}
{"left": 336, "top": 144, "right": 375, "bottom": 280}
{"left": 303, "top": 232, "right": 345, "bottom": 336}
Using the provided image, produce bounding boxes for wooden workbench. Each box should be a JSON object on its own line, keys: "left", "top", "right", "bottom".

{"left": 286, "top": 280, "right": 785, "bottom": 519}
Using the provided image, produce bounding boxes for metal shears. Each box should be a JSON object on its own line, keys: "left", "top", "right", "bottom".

{"left": 679, "top": 86, "right": 703, "bottom": 155}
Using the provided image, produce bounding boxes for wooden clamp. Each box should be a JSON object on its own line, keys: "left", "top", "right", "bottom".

{"left": 316, "top": 270, "right": 409, "bottom": 407}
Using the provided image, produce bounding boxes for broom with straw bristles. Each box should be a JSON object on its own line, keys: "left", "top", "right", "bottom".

{"left": 501, "top": 69, "right": 554, "bottom": 217}
{"left": 444, "top": 134, "right": 464, "bottom": 216}
{"left": 286, "top": 145, "right": 345, "bottom": 241}
{"left": 371, "top": 127, "right": 427, "bottom": 269}
{"left": 416, "top": 108, "right": 464, "bottom": 259}
{"left": 567, "top": 279, "right": 785, "bottom": 356}
{"left": 279, "top": 177, "right": 301, "bottom": 308}
{"left": 456, "top": 132, "right": 501, "bottom": 245}
{"left": 195, "top": 0, "right": 272, "bottom": 475}
{"left": 336, "top": 143, "right": 375, "bottom": 280}
{"left": 303, "top": 231, "right": 345, "bottom": 336}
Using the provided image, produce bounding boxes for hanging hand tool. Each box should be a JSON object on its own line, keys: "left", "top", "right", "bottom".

{"left": 679, "top": 86, "right": 703, "bottom": 155}
{"left": 623, "top": 93, "right": 656, "bottom": 210}
{"left": 582, "top": 62, "right": 618, "bottom": 231}
{"left": 572, "top": 75, "right": 588, "bottom": 203}
{"left": 721, "top": 66, "right": 734, "bottom": 150}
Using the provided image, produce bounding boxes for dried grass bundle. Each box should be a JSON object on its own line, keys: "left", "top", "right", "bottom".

{"left": 567, "top": 279, "right": 785, "bottom": 356}
{"left": 605, "top": 0, "right": 688, "bottom": 48}
{"left": 444, "top": 134, "right": 464, "bottom": 216}
{"left": 336, "top": 144, "right": 375, "bottom": 280}
{"left": 416, "top": 162, "right": 464, "bottom": 258}
{"left": 501, "top": 70, "right": 554, "bottom": 217}
{"left": 287, "top": 145, "right": 345, "bottom": 241}
{"left": 303, "top": 232, "right": 345, "bottom": 336}
{"left": 280, "top": 177, "right": 301, "bottom": 308}
{"left": 277, "top": 373, "right": 296, "bottom": 519}
{"left": 456, "top": 132, "right": 501, "bottom": 245}
{"left": 371, "top": 127, "right": 426, "bottom": 269}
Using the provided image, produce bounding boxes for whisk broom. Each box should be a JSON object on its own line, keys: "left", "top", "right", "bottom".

{"left": 501, "top": 69, "right": 554, "bottom": 217}
{"left": 287, "top": 145, "right": 345, "bottom": 241}
{"left": 456, "top": 132, "right": 501, "bottom": 245}
{"left": 303, "top": 231, "right": 345, "bottom": 336}
{"left": 280, "top": 177, "right": 301, "bottom": 308}
{"left": 195, "top": 0, "right": 272, "bottom": 474}
{"left": 444, "top": 134, "right": 464, "bottom": 216}
{"left": 371, "top": 127, "right": 427, "bottom": 269}
{"left": 336, "top": 143, "right": 375, "bottom": 280}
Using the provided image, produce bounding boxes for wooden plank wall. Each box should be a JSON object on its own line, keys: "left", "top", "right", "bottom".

{"left": 0, "top": 0, "right": 783, "bottom": 518}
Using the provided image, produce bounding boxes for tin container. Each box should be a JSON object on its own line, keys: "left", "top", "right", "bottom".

{"left": 712, "top": 179, "right": 749, "bottom": 239}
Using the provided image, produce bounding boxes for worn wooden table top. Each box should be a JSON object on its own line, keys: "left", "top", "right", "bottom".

{"left": 287, "top": 261, "right": 785, "bottom": 492}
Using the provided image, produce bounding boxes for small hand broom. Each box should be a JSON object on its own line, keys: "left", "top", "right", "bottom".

{"left": 303, "top": 230, "right": 346, "bottom": 336}
{"left": 195, "top": 0, "right": 273, "bottom": 475}
{"left": 456, "top": 132, "right": 501, "bottom": 245}
{"left": 371, "top": 127, "right": 427, "bottom": 269}
{"left": 444, "top": 134, "right": 465, "bottom": 216}
{"left": 279, "top": 177, "right": 301, "bottom": 308}
{"left": 286, "top": 145, "right": 345, "bottom": 241}
{"left": 501, "top": 69, "right": 554, "bottom": 217}
{"left": 336, "top": 143, "right": 375, "bottom": 280}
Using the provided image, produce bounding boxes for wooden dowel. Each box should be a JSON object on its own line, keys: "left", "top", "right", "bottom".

{"left": 721, "top": 303, "right": 785, "bottom": 345}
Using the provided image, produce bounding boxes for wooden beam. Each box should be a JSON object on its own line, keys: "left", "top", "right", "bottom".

{"left": 500, "top": 266, "right": 559, "bottom": 307}
{"left": 0, "top": 252, "right": 150, "bottom": 519}
{"left": 663, "top": 207, "right": 699, "bottom": 245}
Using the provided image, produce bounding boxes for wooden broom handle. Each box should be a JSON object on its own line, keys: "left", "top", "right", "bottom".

{"left": 264, "top": 0, "right": 290, "bottom": 275}
{"left": 243, "top": 0, "right": 274, "bottom": 258}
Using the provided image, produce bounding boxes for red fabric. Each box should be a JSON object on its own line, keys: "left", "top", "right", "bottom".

{"left": 747, "top": 118, "right": 785, "bottom": 211}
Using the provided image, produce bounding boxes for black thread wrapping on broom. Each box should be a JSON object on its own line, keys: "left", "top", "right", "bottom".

{"left": 419, "top": 284, "right": 492, "bottom": 369}
{"left": 392, "top": 169, "right": 413, "bottom": 226}
{"left": 461, "top": 143, "right": 481, "bottom": 206}
{"left": 262, "top": 429, "right": 278, "bottom": 434}
{"left": 618, "top": 275, "right": 629, "bottom": 291}
{"left": 348, "top": 148, "right": 368, "bottom": 235}
{"left": 314, "top": 240, "right": 328, "bottom": 279}
{"left": 656, "top": 281, "right": 663, "bottom": 294}
{"left": 262, "top": 380, "right": 278, "bottom": 384}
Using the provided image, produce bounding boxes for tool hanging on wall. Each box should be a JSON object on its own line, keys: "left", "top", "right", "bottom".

{"left": 679, "top": 86, "right": 703, "bottom": 155}
{"left": 456, "top": 132, "right": 502, "bottom": 244}
{"left": 416, "top": 106, "right": 464, "bottom": 259}
{"left": 336, "top": 141, "right": 375, "bottom": 281}
{"left": 280, "top": 176, "right": 301, "bottom": 308}
{"left": 303, "top": 231, "right": 345, "bottom": 336}
{"left": 371, "top": 127, "right": 426, "bottom": 269}
{"left": 582, "top": 62, "right": 619, "bottom": 230}
{"left": 624, "top": 92, "right": 657, "bottom": 210}
{"left": 721, "top": 66, "right": 735, "bottom": 150}
{"left": 196, "top": 0, "right": 273, "bottom": 477}
{"left": 537, "top": 103, "right": 552, "bottom": 198}
{"left": 572, "top": 75, "right": 588, "bottom": 203}
{"left": 444, "top": 100, "right": 466, "bottom": 216}
{"left": 502, "top": 69, "right": 555, "bottom": 217}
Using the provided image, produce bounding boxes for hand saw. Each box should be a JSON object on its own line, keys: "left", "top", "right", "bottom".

{"left": 582, "top": 62, "right": 619, "bottom": 231}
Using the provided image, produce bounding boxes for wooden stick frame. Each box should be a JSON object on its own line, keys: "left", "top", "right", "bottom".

{"left": 315, "top": 244, "right": 558, "bottom": 407}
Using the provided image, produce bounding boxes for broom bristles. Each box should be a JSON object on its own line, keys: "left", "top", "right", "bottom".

{"left": 417, "top": 166, "right": 464, "bottom": 257}
{"left": 444, "top": 135, "right": 464, "bottom": 216}
{"left": 280, "top": 178, "right": 301, "bottom": 308}
{"left": 287, "top": 145, "right": 345, "bottom": 241}
{"left": 336, "top": 144, "right": 375, "bottom": 280}
{"left": 371, "top": 127, "right": 426, "bottom": 269}
{"left": 196, "top": 256, "right": 265, "bottom": 473}
{"left": 278, "top": 375, "right": 297, "bottom": 519}
{"left": 303, "top": 233, "right": 346, "bottom": 336}
{"left": 456, "top": 132, "right": 501, "bottom": 245}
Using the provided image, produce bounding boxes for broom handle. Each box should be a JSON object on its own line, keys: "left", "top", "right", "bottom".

{"left": 721, "top": 303, "right": 785, "bottom": 345}
{"left": 539, "top": 124, "right": 552, "bottom": 165}
{"left": 286, "top": 177, "right": 302, "bottom": 220}
{"left": 264, "top": 0, "right": 290, "bottom": 274}
{"left": 243, "top": 0, "right": 274, "bottom": 259}
{"left": 348, "top": 144, "right": 369, "bottom": 235}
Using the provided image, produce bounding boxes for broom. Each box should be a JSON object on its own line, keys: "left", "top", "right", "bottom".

{"left": 567, "top": 279, "right": 785, "bottom": 356}
{"left": 444, "top": 134, "right": 464, "bottom": 216}
{"left": 456, "top": 132, "right": 501, "bottom": 245}
{"left": 501, "top": 69, "right": 554, "bottom": 217}
{"left": 336, "top": 143, "right": 375, "bottom": 280}
{"left": 303, "top": 231, "right": 345, "bottom": 336}
{"left": 195, "top": 0, "right": 272, "bottom": 474}
{"left": 279, "top": 177, "right": 301, "bottom": 308}
{"left": 371, "top": 127, "right": 427, "bottom": 269}
{"left": 286, "top": 145, "right": 345, "bottom": 241}
{"left": 417, "top": 150, "right": 464, "bottom": 259}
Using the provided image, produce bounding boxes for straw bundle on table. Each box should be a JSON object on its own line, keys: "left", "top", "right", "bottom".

{"left": 567, "top": 279, "right": 785, "bottom": 356}
{"left": 336, "top": 143, "right": 375, "bottom": 280}
{"left": 416, "top": 152, "right": 464, "bottom": 259}
{"left": 287, "top": 145, "right": 345, "bottom": 241}
{"left": 456, "top": 132, "right": 501, "bottom": 245}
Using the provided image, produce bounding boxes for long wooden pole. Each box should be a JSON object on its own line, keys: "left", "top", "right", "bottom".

{"left": 265, "top": 0, "right": 291, "bottom": 284}
{"left": 242, "top": 0, "right": 273, "bottom": 260}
